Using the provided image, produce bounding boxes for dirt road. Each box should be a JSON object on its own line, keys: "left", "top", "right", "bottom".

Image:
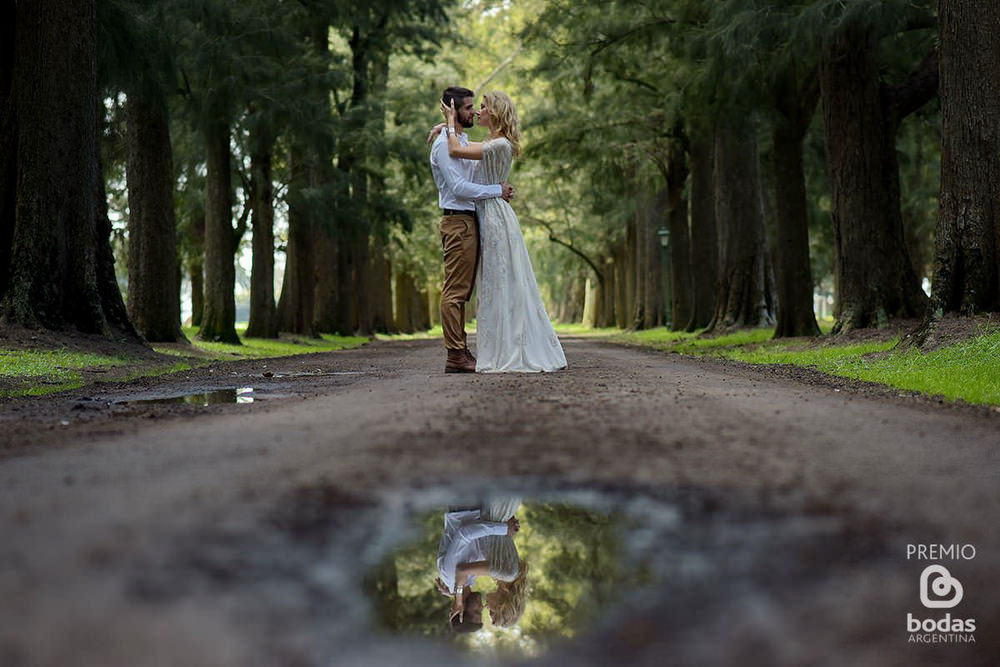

{"left": 1, "top": 338, "right": 997, "bottom": 666}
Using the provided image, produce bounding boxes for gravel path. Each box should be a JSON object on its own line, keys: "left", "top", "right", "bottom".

{"left": 1, "top": 338, "right": 997, "bottom": 666}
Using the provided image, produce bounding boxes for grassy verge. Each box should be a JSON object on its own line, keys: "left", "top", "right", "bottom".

{"left": 0, "top": 349, "right": 145, "bottom": 397}
{"left": 602, "top": 323, "right": 1000, "bottom": 407}
{"left": 153, "top": 326, "right": 369, "bottom": 361}
{"left": 0, "top": 326, "right": 370, "bottom": 398}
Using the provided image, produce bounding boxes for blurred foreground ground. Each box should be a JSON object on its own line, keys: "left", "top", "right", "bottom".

{"left": 0, "top": 338, "right": 997, "bottom": 666}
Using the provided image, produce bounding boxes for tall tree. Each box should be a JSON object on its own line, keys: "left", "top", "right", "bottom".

{"left": 125, "top": 90, "right": 183, "bottom": 342}
{"left": 818, "top": 15, "right": 935, "bottom": 333}
{"left": 708, "top": 120, "right": 775, "bottom": 331}
{"left": 277, "top": 143, "right": 318, "bottom": 336}
{"left": 916, "top": 0, "right": 1000, "bottom": 345}
{"left": 198, "top": 116, "right": 239, "bottom": 343}
{"left": 243, "top": 121, "right": 279, "bottom": 338}
{"left": 770, "top": 67, "right": 821, "bottom": 338}
{"left": 686, "top": 131, "right": 717, "bottom": 331}
{"left": 2, "top": 0, "right": 136, "bottom": 339}
{"left": 663, "top": 136, "right": 692, "bottom": 331}
{"left": 0, "top": 1, "right": 15, "bottom": 298}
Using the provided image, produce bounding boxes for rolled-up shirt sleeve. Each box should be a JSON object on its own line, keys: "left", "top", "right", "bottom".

{"left": 433, "top": 138, "right": 502, "bottom": 201}
{"left": 456, "top": 519, "right": 509, "bottom": 541}
{"left": 438, "top": 519, "right": 509, "bottom": 592}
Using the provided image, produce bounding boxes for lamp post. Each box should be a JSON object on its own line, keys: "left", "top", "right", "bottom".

{"left": 657, "top": 226, "right": 671, "bottom": 328}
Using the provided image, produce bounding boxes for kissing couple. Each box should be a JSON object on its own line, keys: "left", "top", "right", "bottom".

{"left": 428, "top": 87, "right": 567, "bottom": 374}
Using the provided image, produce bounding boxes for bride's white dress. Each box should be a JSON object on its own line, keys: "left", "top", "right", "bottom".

{"left": 474, "top": 138, "right": 567, "bottom": 373}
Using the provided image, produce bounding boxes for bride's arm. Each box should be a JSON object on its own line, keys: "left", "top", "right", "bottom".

{"left": 442, "top": 99, "right": 484, "bottom": 160}
{"left": 447, "top": 130, "right": 483, "bottom": 160}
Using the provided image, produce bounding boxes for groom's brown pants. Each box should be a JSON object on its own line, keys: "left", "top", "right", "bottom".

{"left": 439, "top": 211, "right": 478, "bottom": 350}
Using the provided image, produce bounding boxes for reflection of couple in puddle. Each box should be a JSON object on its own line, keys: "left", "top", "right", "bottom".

{"left": 434, "top": 497, "right": 529, "bottom": 632}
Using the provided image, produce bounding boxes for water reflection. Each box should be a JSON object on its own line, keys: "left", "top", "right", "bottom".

{"left": 125, "top": 387, "right": 255, "bottom": 406}
{"left": 366, "top": 499, "right": 642, "bottom": 657}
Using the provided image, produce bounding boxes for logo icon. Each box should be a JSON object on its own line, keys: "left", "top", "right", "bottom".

{"left": 920, "top": 564, "right": 964, "bottom": 609}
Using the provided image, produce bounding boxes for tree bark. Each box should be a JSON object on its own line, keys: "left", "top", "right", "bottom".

{"left": 686, "top": 132, "right": 717, "bottom": 331}
{"left": 641, "top": 194, "right": 665, "bottom": 329}
{"left": 125, "top": 93, "right": 183, "bottom": 342}
{"left": 1, "top": 0, "right": 137, "bottom": 339}
{"left": 197, "top": 119, "right": 240, "bottom": 343}
{"left": 915, "top": 0, "right": 1000, "bottom": 344}
{"left": 771, "top": 71, "right": 821, "bottom": 338}
{"left": 277, "top": 144, "right": 317, "bottom": 336}
{"left": 665, "top": 140, "right": 692, "bottom": 332}
{"left": 369, "top": 234, "right": 394, "bottom": 333}
{"left": 0, "top": 1, "right": 15, "bottom": 300}
{"left": 819, "top": 25, "right": 928, "bottom": 333}
{"left": 625, "top": 208, "right": 640, "bottom": 328}
{"left": 393, "top": 269, "right": 430, "bottom": 333}
{"left": 707, "top": 121, "right": 774, "bottom": 332}
{"left": 188, "top": 211, "right": 205, "bottom": 328}
{"left": 613, "top": 241, "right": 628, "bottom": 329}
{"left": 244, "top": 130, "right": 278, "bottom": 338}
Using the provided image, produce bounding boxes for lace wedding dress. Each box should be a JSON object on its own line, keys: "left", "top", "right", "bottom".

{"left": 474, "top": 138, "right": 567, "bottom": 372}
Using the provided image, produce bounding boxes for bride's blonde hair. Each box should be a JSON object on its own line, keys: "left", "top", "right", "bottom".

{"left": 489, "top": 559, "right": 529, "bottom": 627}
{"left": 483, "top": 91, "right": 522, "bottom": 157}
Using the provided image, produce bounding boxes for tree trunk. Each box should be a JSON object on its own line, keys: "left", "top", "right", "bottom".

{"left": 626, "top": 210, "right": 640, "bottom": 328}
{"left": 666, "top": 140, "right": 692, "bottom": 332}
{"left": 369, "top": 234, "right": 394, "bottom": 333}
{"left": 313, "top": 224, "right": 339, "bottom": 332}
{"left": 188, "top": 211, "right": 205, "bottom": 328}
{"left": 686, "top": 132, "right": 717, "bottom": 331}
{"left": 306, "top": 18, "right": 339, "bottom": 335}
{"left": 0, "top": 1, "right": 15, "bottom": 300}
{"left": 125, "top": 93, "right": 183, "bottom": 342}
{"left": 771, "top": 71, "right": 821, "bottom": 338}
{"left": 95, "top": 139, "right": 137, "bottom": 339}
{"left": 197, "top": 119, "right": 239, "bottom": 343}
{"left": 277, "top": 145, "right": 317, "bottom": 336}
{"left": 707, "top": 121, "right": 774, "bottom": 332}
{"left": 1, "top": 0, "right": 137, "bottom": 340}
{"left": 915, "top": 0, "right": 1000, "bottom": 345}
{"left": 244, "top": 133, "right": 278, "bottom": 338}
{"left": 641, "top": 194, "right": 665, "bottom": 329}
{"left": 819, "top": 25, "right": 928, "bottom": 333}
{"left": 393, "top": 269, "right": 430, "bottom": 333}
{"left": 613, "top": 242, "right": 628, "bottom": 329}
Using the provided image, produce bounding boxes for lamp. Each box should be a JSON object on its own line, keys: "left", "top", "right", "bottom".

{"left": 657, "top": 226, "right": 670, "bottom": 248}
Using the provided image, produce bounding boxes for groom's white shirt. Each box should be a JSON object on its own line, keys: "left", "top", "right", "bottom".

{"left": 430, "top": 131, "right": 501, "bottom": 211}
{"left": 436, "top": 509, "right": 508, "bottom": 593}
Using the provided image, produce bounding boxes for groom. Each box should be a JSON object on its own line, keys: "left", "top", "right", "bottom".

{"left": 430, "top": 86, "right": 514, "bottom": 373}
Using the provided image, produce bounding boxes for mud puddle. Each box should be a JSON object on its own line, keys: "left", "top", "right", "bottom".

{"left": 128, "top": 482, "right": 908, "bottom": 664}
{"left": 114, "top": 386, "right": 297, "bottom": 406}
{"left": 121, "top": 387, "right": 258, "bottom": 406}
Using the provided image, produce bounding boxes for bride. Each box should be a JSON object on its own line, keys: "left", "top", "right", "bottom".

{"left": 441, "top": 92, "right": 567, "bottom": 373}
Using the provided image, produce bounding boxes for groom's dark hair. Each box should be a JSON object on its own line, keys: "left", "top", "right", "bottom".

{"left": 442, "top": 86, "right": 475, "bottom": 109}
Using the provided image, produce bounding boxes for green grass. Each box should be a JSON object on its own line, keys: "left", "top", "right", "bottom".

{"left": 377, "top": 324, "right": 444, "bottom": 341}
{"left": 553, "top": 322, "right": 620, "bottom": 336}
{"left": 0, "top": 326, "right": 370, "bottom": 398}
{"left": 165, "top": 326, "right": 369, "bottom": 361}
{"left": 566, "top": 321, "right": 1000, "bottom": 407}
{"left": 0, "top": 349, "right": 135, "bottom": 397}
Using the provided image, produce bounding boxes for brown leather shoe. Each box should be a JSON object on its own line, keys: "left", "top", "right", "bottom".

{"left": 463, "top": 348, "right": 477, "bottom": 365}
{"left": 445, "top": 349, "right": 476, "bottom": 373}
